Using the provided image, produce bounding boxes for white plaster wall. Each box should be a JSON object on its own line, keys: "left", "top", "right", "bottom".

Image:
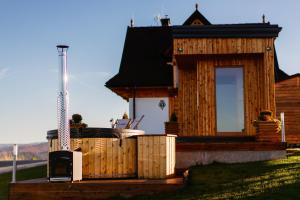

{"left": 176, "top": 151, "right": 286, "bottom": 169}
{"left": 129, "top": 97, "right": 169, "bottom": 134}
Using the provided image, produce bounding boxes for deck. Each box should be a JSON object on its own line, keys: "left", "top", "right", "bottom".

{"left": 9, "top": 177, "right": 184, "bottom": 200}
{"left": 175, "top": 136, "right": 287, "bottom": 169}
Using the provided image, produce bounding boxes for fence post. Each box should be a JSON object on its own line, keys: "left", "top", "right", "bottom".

{"left": 280, "top": 112, "right": 286, "bottom": 143}
{"left": 12, "top": 144, "right": 18, "bottom": 183}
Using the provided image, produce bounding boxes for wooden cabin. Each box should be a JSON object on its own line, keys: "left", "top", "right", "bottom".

{"left": 106, "top": 6, "right": 287, "bottom": 167}
{"left": 276, "top": 74, "right": 300, "bottom": 144}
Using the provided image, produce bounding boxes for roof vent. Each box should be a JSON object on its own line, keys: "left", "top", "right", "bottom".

{"left": 160, "top": 15, "right": 171, "bottom": 26}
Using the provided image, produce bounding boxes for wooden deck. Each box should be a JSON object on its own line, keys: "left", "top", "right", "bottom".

{"left": 175, "top": 137, "right": 286, "bottom": 169}
{"left": 9, "top": 177, "right": 184, "bottom": 200}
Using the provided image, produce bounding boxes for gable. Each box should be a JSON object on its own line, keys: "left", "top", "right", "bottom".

{"left": 191, "top": 19, "right": 204, "bottom": 25}
{"left": 182, "top": 9, "right": 211, "bottom": 26}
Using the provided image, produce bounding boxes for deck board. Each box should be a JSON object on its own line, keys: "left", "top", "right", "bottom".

{"left": 9, "top": 177, "right": 184, "bottom": 200}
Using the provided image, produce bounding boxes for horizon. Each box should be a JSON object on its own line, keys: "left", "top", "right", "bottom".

{"left": 0, "top": 0, "right": 299, "bottom": 143}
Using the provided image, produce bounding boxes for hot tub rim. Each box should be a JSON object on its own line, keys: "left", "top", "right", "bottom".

{"left": 46, "top": 127, "right": 145, "bottom": 139}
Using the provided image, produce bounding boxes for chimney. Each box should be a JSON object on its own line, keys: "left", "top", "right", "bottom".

{"left": 160, "top": 15, "right": 171, "bottom": 26}
{"left": 56, "top": 45, "right": 71, "bottom": 151}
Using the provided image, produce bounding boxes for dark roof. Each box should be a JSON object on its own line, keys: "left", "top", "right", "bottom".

{"left": 276, "top": 73, "right": 300, "bottom": 83}
{"left": 173, "top": 23, "right": 282, "bottom": 38}
{"left": 279, "top": 73, "right": 300, "bottom": 82}
{"left": 106, "top": 9, "right": 285, "bottom": 89}
{"left": 105, "top": 27, "right": 173, "bottom": 88}
{"left": 182, "top": 9, "right": 211, "bottom": 25}
{"left": 274, "top": 47, "right": 290, "bottom": 82}
{"left": 289, "top": 73, "right": 300, "bottom": 79}
{"left": 275, "top": 73, "right": 300, "bottom": 84}
{"left": 284, "top": 73, "right": 300, "bottom": 80}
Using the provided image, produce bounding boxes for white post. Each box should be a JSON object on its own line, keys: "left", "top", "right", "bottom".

{"left": 280, "top": 112, "right": 286, "bottom": 143}
{"left": 12, "top": 144, "right": 18, "bottom": 183}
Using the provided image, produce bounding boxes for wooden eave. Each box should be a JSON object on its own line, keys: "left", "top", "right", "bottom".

{"left": 108, "top": 87, "right": 178, "bottom": 101}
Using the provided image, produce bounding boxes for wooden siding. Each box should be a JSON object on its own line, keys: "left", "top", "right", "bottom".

{"left": 173, "top": 53, "right": 276, "bottom": 136}
{"left": 138, "top": 135, "right": 176, "bottom": 179}
{"left": 276, "top": 76, "right": 300, "bottom": 144}
{"left": 172, "top": 37, "right": 276, "bottom": 137}
{"left": 49, "top": 138, "right": 137, "bottom": 178}
{"left": 174, "top": 38, "right": 274, "bottom": 55}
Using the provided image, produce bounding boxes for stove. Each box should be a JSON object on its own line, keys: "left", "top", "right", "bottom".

{"left": 49, "top": 150, "right": 82, "bottom": 182}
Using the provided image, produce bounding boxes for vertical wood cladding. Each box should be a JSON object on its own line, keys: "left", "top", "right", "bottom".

{"left": 138, "top": 135, "right": 176, "bottom": 179}
{"left": 173, "top": 38, "right": 276, "bottom": 136}
{"left": 49, "top": 138, "right": 137, "bottom": 179}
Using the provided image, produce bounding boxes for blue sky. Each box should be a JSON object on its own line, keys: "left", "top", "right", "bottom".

{"left": 0, "top": 0, "right": 299, "bottom": 143}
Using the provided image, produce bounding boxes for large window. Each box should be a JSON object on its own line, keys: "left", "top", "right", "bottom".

{"left": 216, "top": 67, "right": 244, "bottom": 133}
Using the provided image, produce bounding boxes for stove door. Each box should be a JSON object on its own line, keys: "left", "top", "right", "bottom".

{"left": 49, "top": 151, "right": 72, "bottom": 181}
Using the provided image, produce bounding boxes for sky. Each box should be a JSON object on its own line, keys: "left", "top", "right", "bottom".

{"left": 0, "top": 0, "right": 299, "bottom": 144}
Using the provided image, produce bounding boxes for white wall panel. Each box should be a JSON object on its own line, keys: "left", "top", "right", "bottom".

{"left": 129, "top": 97, "right": 169, "bottom": 134}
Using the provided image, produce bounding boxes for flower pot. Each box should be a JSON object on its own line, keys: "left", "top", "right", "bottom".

{"left": 255, "top": 120, "right": 281, "bottom": 142}
{"left": 164, "top": 122, "right": 179, "bottom": 135}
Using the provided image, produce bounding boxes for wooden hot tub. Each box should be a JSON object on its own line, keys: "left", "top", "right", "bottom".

{"left": 47, "top": 128, "right": 145, "bottom": 179}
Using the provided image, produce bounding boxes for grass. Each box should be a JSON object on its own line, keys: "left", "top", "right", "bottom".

{"left": 2, "top": 153, "right": 300, "bottom": 200}
{"left": 0, "top": 165, "right": 47, "bottom": 200}
{"left": 124, "top": 152, "right": 300, "bottom": 200}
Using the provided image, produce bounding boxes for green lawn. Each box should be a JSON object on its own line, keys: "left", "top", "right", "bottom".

{"left": 127, "top": 152, "right": 300, "bottom": 200}
{"left": 2, "top": 153, "right": 300, "bottom": 200}
{"left": 0, "top": 165, "right": 47, "bottom": 200}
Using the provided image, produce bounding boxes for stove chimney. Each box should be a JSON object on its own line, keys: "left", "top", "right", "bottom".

{"left": 160, "top": 15, "right": 171, "bottom": 26}
{"left": 56, "top": 45, "right": 70, "bottom": 151}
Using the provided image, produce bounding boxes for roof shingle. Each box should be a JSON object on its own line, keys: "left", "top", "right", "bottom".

{"left": 105, "top": 27, "right": 173, "bottom": 88}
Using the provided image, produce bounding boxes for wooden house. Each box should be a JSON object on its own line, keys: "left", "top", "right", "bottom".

{"left": 276, "top": 73, "right": 300, "bottom": 144}
{"left": 106, "top": 6, "right": 287, "bottom": 167}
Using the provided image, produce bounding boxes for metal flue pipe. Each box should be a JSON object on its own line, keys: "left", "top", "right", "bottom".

{"left": 57, "top": 45, "right": 70, "bottom": 151}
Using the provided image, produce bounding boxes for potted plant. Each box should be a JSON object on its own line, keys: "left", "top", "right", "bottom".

{"left": 165, "top": 112, "right": 179, "bottom": 135}
{"left": 70, "top": 113, "right": 88, "bottom": 129}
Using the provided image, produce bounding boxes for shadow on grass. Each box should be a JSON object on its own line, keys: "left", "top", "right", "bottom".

{"left": 115, "top": 152, "right": 300, "bottom": 200}
{"left": 0, "top": 165, "right": 46, "bottom": 200}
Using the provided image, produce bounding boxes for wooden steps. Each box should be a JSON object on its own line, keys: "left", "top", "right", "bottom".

{"left": 176, "top": 136, "right": 286, "bottom": 151}
{"left": 177, "top": 136, "right": 256, "bottom": 143}
{"left": 176, "top": 142, "right": 286, "bottom": 151}
{"left": 9, "top": 178, "right": 184, "bottom": 200}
